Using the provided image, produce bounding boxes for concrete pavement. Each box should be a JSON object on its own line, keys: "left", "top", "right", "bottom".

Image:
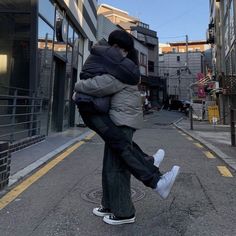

{"left": 1, "top": 110, "right": 236, "bottom": 235}
{"left": 8, "top": 127, "right": 94, "bottom": 188}
{"left": 174, "top": 117, "right": 236, "bottom": 171}
{"left": 4, "top": 110, "right": 236, "bottom": 189}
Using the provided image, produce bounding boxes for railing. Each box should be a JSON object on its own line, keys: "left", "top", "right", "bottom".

{"left": 0, "top": 85, "right": 46, "bottom": 143}
{"left": 230, "top": 109, "right": 236, "bottom": 147}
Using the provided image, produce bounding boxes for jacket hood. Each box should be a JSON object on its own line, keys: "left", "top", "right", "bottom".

{"left": 81, "top": 44, "right": 140, "bottom": 85}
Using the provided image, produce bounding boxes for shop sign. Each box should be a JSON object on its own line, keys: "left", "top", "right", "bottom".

{"left": 56, "top": 17, "right": 68, "bottom": 43}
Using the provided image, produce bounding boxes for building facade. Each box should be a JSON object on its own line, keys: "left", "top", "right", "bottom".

{"left": 159, "top": 51, "right": 205, "bottom": 101}
{"left": 160, "top": 41, "right": 210, "bottom": 54}
{"left": 0, "top": 0, "right": 97, "bottom": 146}
{"left": 208, "top": 0, "right": 236, "bottom": 123}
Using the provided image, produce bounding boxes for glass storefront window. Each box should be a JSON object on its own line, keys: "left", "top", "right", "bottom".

{"left": 38, "top": 17, "right": 54, "bottom": 134}
{"left": 68, "top": 24, "right": 74, "bottom": 46}
{"left": 0, "top": 12, "right": 31, "bottom": 140}
{"left": 72, "top": 32, "right": 79, "bottom": 68}
{"left": 0, "top": 0, "right": 30, "bottom": 11}
{"left": 78, "top": 33, "right": 84, "bottom": 55}
{"left": 38, "top": 0, "right": 55, "bottom": 26}
{"left": 63, "top": 44, "right": 73, "bottom": 128}
{"left": 38, "top": 17, "right": 54, "bottom": 97}
{"left": 54, "top": 9, "right": 67, "bottom": 59}
{"left": 0, "top": 13, "right": 30, "bottom": 91}
{"left": 231, "top": 47, "right": 236, "bottom": 75}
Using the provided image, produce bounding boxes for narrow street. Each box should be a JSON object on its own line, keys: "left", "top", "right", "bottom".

{"left": 0, "top": 111, "right": 236, "bottom": 236}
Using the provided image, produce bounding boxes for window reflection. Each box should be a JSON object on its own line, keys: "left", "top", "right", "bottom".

{"left": 68, "top": 24, "right": 74, "bottom": 45}
{"left": 0, "top": 55, "right": 7, "bottom": 74}
{"left": 38, "top": 0, "right": 55, "bottom": 26}
{"left": 0, "top": 13, "right": 30, "bottom": 90}
{"left": 0, "top": 0, "right": 31, "bottom": 11}
{"left": 38, "top": 17, "right": 53, "bottom": 97}
{"left": 38, "top": 17, "right": 54, "bottom": 134}
{"left": 54, "top": 9, "right": 67, "bottom": 59}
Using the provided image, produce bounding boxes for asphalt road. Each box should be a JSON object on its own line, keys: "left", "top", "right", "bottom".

{"left": 0, "top": 111, "right": 236, "bottom": 236}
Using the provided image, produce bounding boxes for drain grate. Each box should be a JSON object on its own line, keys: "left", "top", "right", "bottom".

{"left": 81, "top": 187, "right": 145, "bottom": 204}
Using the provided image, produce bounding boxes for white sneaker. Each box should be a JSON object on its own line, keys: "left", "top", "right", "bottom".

{"left": 155, "top": 165, "right": 180, "bottom": 199}
{"left": 153, "top": 149, "right": 165, "bottom": 167}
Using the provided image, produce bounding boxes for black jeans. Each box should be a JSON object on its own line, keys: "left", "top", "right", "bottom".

{"left": 102, "top": 126, "right": 135, "bottom": 218}
{"left": 80, "top": 110, "right": 161, "bottom": 189}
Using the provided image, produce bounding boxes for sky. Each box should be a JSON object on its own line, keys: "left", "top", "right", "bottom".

{"left": 97, "top": 0, "right": 210, "bottom": 43}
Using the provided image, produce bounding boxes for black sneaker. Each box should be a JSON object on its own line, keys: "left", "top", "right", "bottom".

{"left": 103, "top": 214, "right": 135, "bottom": 225}
{"left": 92, "top": 207, "right": 112, "bottom": 217}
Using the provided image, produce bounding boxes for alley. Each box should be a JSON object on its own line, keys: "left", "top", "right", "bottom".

{"left": 0, "top": 111, "right": 236, "bottom": 236}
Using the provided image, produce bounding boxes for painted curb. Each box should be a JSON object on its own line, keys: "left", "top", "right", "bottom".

{"left": 8, "top": 130, "right": 94, "bottom": 187}
{"left": 173, "top": 122, "right": 236, "bottom": 172}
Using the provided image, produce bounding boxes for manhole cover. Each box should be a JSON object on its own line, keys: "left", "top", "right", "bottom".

{"left": 81, "top": 187, "right": 145, "bottom": 204}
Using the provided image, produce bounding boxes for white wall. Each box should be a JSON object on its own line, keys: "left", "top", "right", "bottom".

{"left": 63, "top": 0, "right": 97, "bottom": 42}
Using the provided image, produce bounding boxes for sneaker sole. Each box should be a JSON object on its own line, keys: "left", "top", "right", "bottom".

{"left": 103, "top": 216, "right": 135, "bottom": 225}
{"left": 161, "top": 165, "right": 180, "bottom": 199}
{"left": 154, "top": 149, "right": 165, "bottom": 167}
{"left": 92, "top": 208, "right": 112, "bottom": 217}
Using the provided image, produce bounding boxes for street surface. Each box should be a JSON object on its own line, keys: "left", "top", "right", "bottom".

{"left": 0, "top": 111, "right": 236, "bottom": 236}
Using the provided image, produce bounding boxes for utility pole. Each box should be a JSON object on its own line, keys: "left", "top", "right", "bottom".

{"left": 185, "top": 34, "right": 189, "bottom": 68}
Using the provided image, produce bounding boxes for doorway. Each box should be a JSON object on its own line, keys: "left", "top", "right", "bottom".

{"left": 50, "top": 57, "right": 66, "bottom": 132}
{"left": 69, "top": 68, "right": 77, "bottom": 126}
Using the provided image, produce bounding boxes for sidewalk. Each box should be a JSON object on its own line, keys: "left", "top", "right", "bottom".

{"left": 174, "top": 117, "right": 236, "bottom": 171}
{"left": 6, "top": 112, "right": 236, "bottom": 190}
{"left": 9, "top": 127, "right": 92, "bottom": 187}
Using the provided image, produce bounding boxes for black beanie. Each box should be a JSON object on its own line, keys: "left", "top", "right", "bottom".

{"left": 108, "top": 30, "right": 134, "bottom": 52}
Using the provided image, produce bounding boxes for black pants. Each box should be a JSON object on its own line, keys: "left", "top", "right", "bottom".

{"left": 80, "top": 110, "right": 161, "bottom": 189}
{"left": 102, "top": 126, "right": 135, "bottom": 218}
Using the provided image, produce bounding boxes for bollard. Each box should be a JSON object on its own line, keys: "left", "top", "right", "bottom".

{"left": 189, "top": 106, "right": 193, "bottom": 130}
{"left": 0, "top": 142, "right": 11, "bottom": 191}
{"left": 230, "top": 109, "right": 236, "bottom": 147}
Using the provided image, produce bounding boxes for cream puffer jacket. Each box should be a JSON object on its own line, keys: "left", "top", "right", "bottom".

{"left": 74, "top": 74, "right": 143, "bottom": 129}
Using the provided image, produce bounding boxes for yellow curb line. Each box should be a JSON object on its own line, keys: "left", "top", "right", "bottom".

{"left": 203, "top": 151, "right": 216, "bottom": 159}
{"left": 194, "top": 142, "right": 204, "bottom": 148}
{"left": 0, "top": 132, "right": 96, "bottom": 211}
{"left": 217, "top": 166, "right": 233, "bottom": 177}
{"left": 187, "top": 137, "right": 193, "bottom": 141}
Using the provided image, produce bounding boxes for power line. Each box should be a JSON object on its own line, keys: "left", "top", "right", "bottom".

{"left": 159, "top": 35, "right": 186, "bottom": 39}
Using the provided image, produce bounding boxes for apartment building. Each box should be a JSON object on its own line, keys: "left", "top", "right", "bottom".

{"left": 97, "top": 4, "right": 164, "bottom": 108}
{"left": 208, "top": 0, "right": 236, "bottom": 123}
{"left": 0, "top": 0, "right": 97, "bottom": 147}
{"left": 160, "top": 41, "right": 210, "bottom": 54}
{"left": 159, "top": 51, "right": 204, "bottom": 101}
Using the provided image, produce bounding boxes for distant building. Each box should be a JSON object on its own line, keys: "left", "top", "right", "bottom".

{"left": 159, "top": 51, "right": 204, "bottom": 101}
{"left": 0, "top": 0, "right": 97, "bottom": 147}
{"left": 160, "top": 41, "right": 210, "bottom": 54}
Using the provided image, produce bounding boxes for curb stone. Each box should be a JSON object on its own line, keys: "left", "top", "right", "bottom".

{"left": 8, "top": 130, "right": 94, "bottom": 187}
{"left": 173, "top": 122, "right": 236, "bottom": 172}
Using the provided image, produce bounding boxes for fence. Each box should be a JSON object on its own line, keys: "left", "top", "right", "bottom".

{"left": 0, "top": 85, "right": 47, "bottom": 143}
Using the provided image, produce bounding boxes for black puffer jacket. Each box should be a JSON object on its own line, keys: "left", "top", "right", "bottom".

{"left": 80, "top": 41, "right": 140, "bottom": 85}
